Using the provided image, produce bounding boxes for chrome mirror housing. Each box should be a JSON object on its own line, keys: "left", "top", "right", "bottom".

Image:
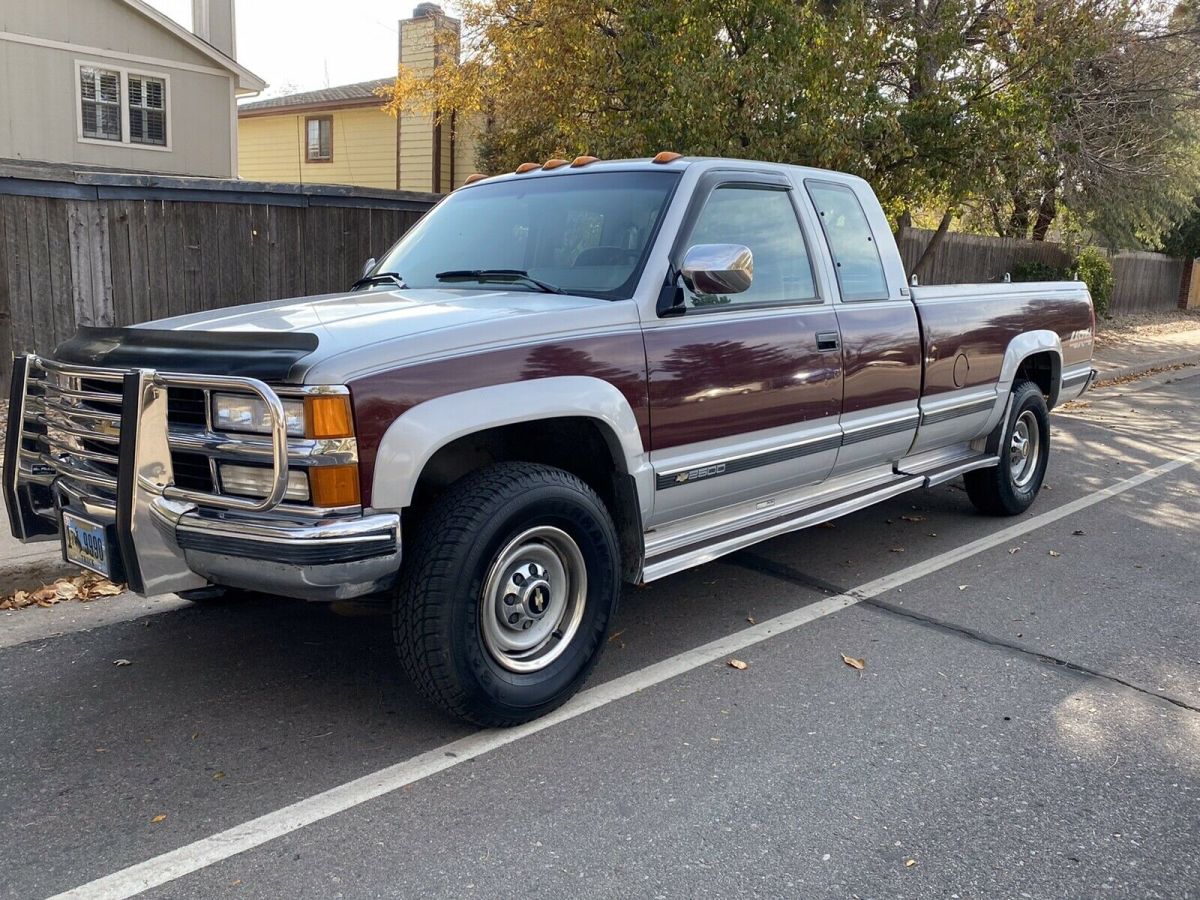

{"left": 361, "top": 257, "right": 377, "bottom": 279}
{"left": 680, "top": 244, "right": 753, "bottom": 295}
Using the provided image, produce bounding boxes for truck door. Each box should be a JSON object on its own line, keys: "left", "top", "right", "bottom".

{"left": 642, "top": 173, "right": 844, "bottom": 525}
{"left": 802, "top": 180, "right": 922, "bottom": 476}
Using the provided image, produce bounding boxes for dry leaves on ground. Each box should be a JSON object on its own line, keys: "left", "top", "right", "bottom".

{"left": 841, "top": 654, "right": 865, "bottom": 671}
{"left": 727, "top": 658, "right": 748, "bottom": 670}
{"left": 1048, "top": 550, "right": 1062, "bottom": 558}
{"left": 0, "top": 574, "right": 125, "bottom": 610}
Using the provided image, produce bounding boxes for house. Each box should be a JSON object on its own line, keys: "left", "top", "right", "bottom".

{"left": 237, "top": 3, "right": 479, "bottom": 194}
{"left": 0, "top": 0, "right": 264, "bottom": 178}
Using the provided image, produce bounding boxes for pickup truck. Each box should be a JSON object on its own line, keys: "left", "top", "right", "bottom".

{"left": 4, "top": 155, "right": 1095, "bottom": 725}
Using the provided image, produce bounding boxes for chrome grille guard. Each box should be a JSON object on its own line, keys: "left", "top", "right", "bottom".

{"left": 4, "top": 355, "right": 292, "bottom": 595}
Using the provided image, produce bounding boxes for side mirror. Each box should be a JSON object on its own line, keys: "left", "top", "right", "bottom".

{"left": 680, "top": 244, "right": 753, "bottom": 296}
{"left": 361, "top": 257, "right": 377, "bottom": 279}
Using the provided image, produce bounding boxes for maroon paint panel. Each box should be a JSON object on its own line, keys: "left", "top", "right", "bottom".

{"left": 349, "top": 333, "right": 649, "bottom": 506}
{"left": 833, "top": 302, "right": 922, "bottom": 414}
{"left": 642, "top": 309, "right": 843, "bottom": 450}
{"left": 915, "top": 291, "right": 1094, "bottom": 396}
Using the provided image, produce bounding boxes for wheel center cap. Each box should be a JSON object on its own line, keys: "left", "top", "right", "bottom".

{"left": 521, "top": 579, "right": 552, "bottom": 619}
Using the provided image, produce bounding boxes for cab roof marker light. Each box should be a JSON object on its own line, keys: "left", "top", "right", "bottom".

{"left": 514, "top": 162, "right": 540, "bottom": 173}
{"left": 463, "top": 173, "right": 488, "bottom": 185}
{"left": 542, "top": 158, "right": 569, "bottom": 169}
{"left": 652, "top": 151, "right": 682, "bottom": 164}
{"left": 570, "top": 155, "right": 598, "bottom": 167}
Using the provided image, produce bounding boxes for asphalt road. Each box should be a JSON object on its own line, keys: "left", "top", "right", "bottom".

{"left": 2, "top": 370, "right": 1199, "bottom": 900}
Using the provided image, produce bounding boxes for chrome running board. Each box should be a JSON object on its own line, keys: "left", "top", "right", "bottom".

{"left": 641, "top": 474, "right": 924, "bottom": 583}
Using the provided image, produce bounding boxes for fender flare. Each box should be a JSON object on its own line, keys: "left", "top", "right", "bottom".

{"left": 369, "top": 376, "right": 653, "bottom": 515}
{"left": 976, "top": 331, "right": 1063, "bottom": 435}
{"left": 998, "top": 329, "right": 1063, "bottom": 401}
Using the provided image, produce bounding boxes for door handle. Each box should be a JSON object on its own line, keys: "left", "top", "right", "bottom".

{"left": 816, "top": 332, "right": 840, "bottom": 352}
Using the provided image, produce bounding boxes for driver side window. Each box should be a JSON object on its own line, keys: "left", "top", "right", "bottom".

{"left": 684, "top": 186, "right": 817, "bottom": 309}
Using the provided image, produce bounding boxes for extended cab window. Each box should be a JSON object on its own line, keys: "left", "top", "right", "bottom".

{"left": 805, "top": 182, "right": 889, "bottom": 301}
{"left": 683, "top": 186, "right": 817, "bottom": 309}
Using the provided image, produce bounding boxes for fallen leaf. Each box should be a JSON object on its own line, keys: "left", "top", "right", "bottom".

{"left": 746, "top": 615, "right": 757, "bottom": 625}
{"left": 212, "top": 771, "right": 226, "bottom": 781}
{"left": 1008, "top": 547, "right": 1020, "bottom": 555}
{"left": 901, "top": 515, "right": 925, "bottom": 522}
{"left": 958, "top": 585, "right": 969, "bottom": 591}
{"left": 607, "top": 629, "right": 625, "bottom": 643}
{"left": 150, "top": 815, "right": 166, "bottom": 824}
{"left": 1048, "top": 550, "right": 1062, "bottom": 558}
{"left": 727, "top": 658, "right": 748, "bottom": 670}
{"left": 890, "top": 547, "right": 905, "bottom": 553}
{"left": 905, "top": 858, "right": 917, "bottom": 868}
{"left": 841, "top": 654, "right": 865, "bottom": 671}
{"left": 113, "top": 659, "right": 132, "bottom": 667}
{"left": 1072, "top": 529, "right": 1086, "bottom": 536}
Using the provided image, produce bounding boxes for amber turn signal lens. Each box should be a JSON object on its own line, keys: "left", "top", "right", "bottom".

{"left": 308, "top": 464, "right": 361, "bottom": 507}
{"left": 304, "top": 395, "right": 354, "bottom": 439}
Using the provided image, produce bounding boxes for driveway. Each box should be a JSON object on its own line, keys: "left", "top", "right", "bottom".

{"left": 2, "top": 369, "right": 1199, "bottom": 899}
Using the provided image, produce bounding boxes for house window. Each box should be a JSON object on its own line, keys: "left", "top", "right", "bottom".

{"left": 79, "top": 66, "right": 122, "bottom": 141}
{"left": 75, "top": 61, "right": 170, "bottom": 150}
{"left": 306, "top": 116, "right": 332, "bottom": 162}
{"left": 128, "top": 74, "right": 167, "bottom": 146}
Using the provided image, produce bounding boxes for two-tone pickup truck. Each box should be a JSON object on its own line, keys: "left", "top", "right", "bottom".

{"left": 4, "top": 155, "right": 1095, "bottom": 725}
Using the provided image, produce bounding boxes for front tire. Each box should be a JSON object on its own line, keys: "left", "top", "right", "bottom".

{"left": 394, "top": 463, "right": 620, "bottom": 726}
{"left": 965, "top": 380, "right": 1050, "bottom": 516}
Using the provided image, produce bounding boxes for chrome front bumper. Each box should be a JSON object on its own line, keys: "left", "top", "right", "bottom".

{"left": 4, "top": 355, "right": 402, "bottom": 602}
{"left": 150, "top": 499, "right": 401, "bottom": 601}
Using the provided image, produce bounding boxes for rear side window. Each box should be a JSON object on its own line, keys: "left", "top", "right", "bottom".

{"left": 805, "top": 181, "right": 889, "bottom": 301}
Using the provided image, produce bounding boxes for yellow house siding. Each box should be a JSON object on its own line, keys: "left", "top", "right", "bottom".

{"left": 237, "top": 106, "right": 397, "bottom": 189}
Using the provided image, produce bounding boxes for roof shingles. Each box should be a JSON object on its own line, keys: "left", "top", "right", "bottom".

{"left": 238, "top": 78, "right": 394, "bottom": 113}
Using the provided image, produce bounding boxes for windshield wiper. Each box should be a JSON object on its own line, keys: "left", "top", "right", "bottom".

{"left": 435, "top": 269, "right": 564, "bottom": 294}
{"left": 352, "top": 271, "right": 406, "bottom": 291}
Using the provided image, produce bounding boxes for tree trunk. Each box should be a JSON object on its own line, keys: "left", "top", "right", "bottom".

{"left": 910, "top": 209, "right": 953, "bottom": 281}
{"left": 1031, "top": 188, "right": 1057, "bottom": 242}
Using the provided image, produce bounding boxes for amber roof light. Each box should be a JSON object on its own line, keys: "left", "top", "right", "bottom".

{"left": 542, "top": 158, "right": 569, "bottom": 169}
{"left": 652, "top": 151, "right": 682, "bottom": 164}
{"left": 515, "top": 162, "right": 540, "bottom": 173}
{"left": 463, "top": 173, "right": 488, "bottom": 185}
{"left": 570, "top": 155, "right": 599, "bottom": 167}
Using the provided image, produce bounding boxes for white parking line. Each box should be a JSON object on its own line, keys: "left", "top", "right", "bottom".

{"left": 49, "top": 448, "right": 1200, "bottom": 900}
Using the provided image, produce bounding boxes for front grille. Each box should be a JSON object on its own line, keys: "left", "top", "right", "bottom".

{"left": 171, "top": 450, "right": 215, "bottom": 492}
{"left": 167, "top": 387, "right": 208, "bottom": 429}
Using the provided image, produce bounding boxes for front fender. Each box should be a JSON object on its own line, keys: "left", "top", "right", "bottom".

{"left": 369, "top": 376, "right": 652, "bottom": 516}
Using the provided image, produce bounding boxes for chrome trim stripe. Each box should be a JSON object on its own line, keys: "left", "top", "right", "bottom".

{"left": 919, "top": 397, "right": 994, "bottom": 426}
{"left": 840, "top": 414, "right": 919, "bottom": 445}
{"left": 167, "top": 431, "right": 358, "bottom": 466}
{"left": 655, "top": 433, "right": 840, "bottom": 490}
{"left": 1061, "top": 369, "right": 1091, "bottom": 386}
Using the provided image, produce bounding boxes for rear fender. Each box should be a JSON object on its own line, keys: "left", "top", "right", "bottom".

{"left": 979, "top": 331, "right": 1063, "bottom": 433}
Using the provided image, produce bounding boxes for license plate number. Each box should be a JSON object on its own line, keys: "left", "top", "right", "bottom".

{"left": 62, "top": 512, "right": 111, "bottom": 578}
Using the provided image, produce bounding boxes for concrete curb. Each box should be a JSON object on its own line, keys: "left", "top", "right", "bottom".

{"left": 1093, "top": 350, "right": 1200, "bottom": 383}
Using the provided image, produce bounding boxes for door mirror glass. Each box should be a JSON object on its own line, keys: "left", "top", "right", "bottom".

{"left": 361, "top": 257, "right": 377, "bottom": 279}
{"left": 681, "top": 244, "right": 754, "bottom": 296}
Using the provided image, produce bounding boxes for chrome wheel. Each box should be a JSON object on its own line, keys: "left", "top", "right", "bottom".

{"left": 480, "top": 526, "right": 588, "bottom": 673}
{"left": 1009, "top": 410, "right": 1040, "bottom": 488}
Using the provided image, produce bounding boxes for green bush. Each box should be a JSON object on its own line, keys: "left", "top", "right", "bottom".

{"left": 1074, "top": 247, "right": 1114, "bottom": 318}
{"left": 1012, "top": 260, "right": 1070, "bottom": 282}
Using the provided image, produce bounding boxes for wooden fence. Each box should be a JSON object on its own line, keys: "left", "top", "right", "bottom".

{"left": 0, "top": 160, "right": 438, "bottom": 388}
{"left": 898, "top": 226, "right": 1188, "bottom": 315}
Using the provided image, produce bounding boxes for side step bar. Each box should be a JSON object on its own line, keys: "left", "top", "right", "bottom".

{"left": 641, "top": 451, "right": 1001, "bottom": 583}
{"left": 642, "top": 475, "right": 925, "bottom": 583}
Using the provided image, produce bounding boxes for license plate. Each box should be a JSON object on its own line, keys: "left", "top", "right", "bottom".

{"left": 62, "top": 512, "right": 111, "bottom": 578}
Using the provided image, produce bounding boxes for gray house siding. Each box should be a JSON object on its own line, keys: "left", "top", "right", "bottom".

{"left": 0, "top": 0, "right": 242, "bottom": 177}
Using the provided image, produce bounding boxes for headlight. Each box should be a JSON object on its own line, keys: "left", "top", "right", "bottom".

{"left": 212, "top": 393, "right": 305, "bottom": 437}
{"left": 218, "top": 464, "right": 310, "bottom": 501}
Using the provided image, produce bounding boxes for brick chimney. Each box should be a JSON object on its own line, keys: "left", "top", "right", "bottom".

{"left": 192, "top": 0, "right": 237, "bottom": 59}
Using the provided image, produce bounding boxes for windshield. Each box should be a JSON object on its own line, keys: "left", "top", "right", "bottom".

{"left": 373, "top": 171, "right": 681, "bottom": 299}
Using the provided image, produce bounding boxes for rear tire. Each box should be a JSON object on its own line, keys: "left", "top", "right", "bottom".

{"left": 394, "top": 462, "right": 620, "bottom": 726}
{"left": 965, "top": 380, "right": 1050, "bottom": 516}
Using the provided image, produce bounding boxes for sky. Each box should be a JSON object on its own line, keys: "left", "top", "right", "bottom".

{"left": 146, "top": 1, "right": 456, "bottom": 99}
